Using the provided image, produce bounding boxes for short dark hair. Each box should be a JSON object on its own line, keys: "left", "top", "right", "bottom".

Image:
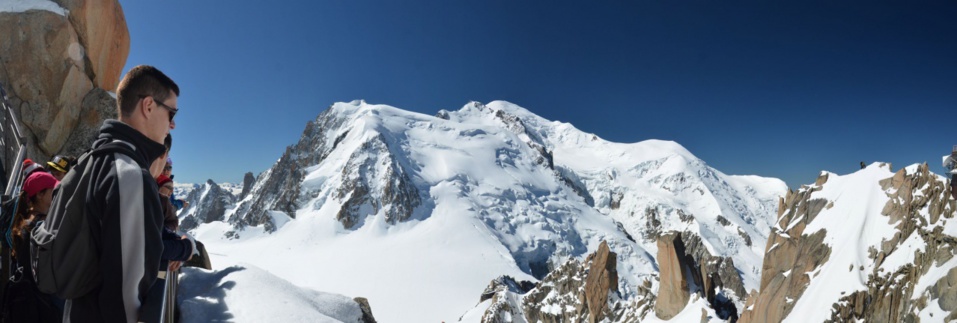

{"left": 116, "top": 65, "right": 180, "bottom": 118}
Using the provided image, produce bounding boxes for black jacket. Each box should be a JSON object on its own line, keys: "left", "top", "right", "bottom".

{"left": 65, "top": 120, "right": 168, "bottom": 323}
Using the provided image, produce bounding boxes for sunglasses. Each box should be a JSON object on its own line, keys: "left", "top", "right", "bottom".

{"left": 139, "top": 95, "right": 178, "bottom": 122}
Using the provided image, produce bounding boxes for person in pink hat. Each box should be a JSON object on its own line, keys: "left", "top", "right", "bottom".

{"left": 4, "top": 171, "right": 61, "bottom": 322}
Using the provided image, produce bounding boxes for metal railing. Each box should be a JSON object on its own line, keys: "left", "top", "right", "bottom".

{"left": 1, "top": 83, "right": 26, "bottom": 197}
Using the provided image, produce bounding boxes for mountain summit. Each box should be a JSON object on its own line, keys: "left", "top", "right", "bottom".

{"left": 193, "top": 100, "right": 785, "bottom": 322}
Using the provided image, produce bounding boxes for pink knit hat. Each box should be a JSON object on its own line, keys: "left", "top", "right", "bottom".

{"left": 23, "top": 171, "right": 58, "bottom": 198}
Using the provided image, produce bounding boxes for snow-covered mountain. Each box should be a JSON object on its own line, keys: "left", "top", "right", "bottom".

{"left": 189, "top": 100, "right": 786, "bottom": 322}
{"left": 179, "top": 180, "right": 238, "bottom": 231}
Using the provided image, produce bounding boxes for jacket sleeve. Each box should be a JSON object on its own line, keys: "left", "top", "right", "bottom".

{"left": 161, "top": 195, "right": 179, "bottom": 231}
{"left": 161, "top": 228, "right": 193, "bottom": 261}
{"left": 94, "top": 154, "right": 164, "bottom": 323}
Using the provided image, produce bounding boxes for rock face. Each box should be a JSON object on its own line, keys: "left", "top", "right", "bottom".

{"left": 53, "top": 0, "right": 130, "bottom": 90}
{"left": 0, "top": 1, "right": 127, "bottom": 171}
{"left": 180, "top": 180, "right": 237, "bottom": 231}
{"left": 60, "top": 88, "right": 118, "bottom": 157}
{"left": 333, "top": 134, "right": 420, "bottom": 229}
{"left": 655, "top": 233, "right": 691, "bottom": 319}
{"left": 740, "top": 164, "right": 957, "bottom": 322}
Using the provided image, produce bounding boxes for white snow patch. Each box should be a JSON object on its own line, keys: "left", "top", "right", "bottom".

{"left": 0, "top": 0, "right": 66, "bottom": 15}
{"left": 177, "top": 264, "right": 365, "bottom": 323}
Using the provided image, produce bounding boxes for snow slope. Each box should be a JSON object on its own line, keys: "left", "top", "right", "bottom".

{"left": 177, "top": 264, "right": 367, "bottom": 322}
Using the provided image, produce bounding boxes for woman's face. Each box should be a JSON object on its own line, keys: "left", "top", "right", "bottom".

{"left": 150, "top": 151, "right": 169, "bottom": 179}
{"left": 50, "top": 170, "right": 66, "bottom": 181}
{"left": 34, "top": 188, "right": 54, "bottom": 214}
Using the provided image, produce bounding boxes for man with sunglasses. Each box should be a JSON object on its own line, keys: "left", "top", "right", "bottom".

{"left": 56, "top": 65, "right": 179, "bottom": 323}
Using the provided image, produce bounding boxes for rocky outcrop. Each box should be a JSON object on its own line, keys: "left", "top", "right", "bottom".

{"left": 655, "top": 232, "right": 744, "bottom": 321}
{"left": 584, "top": 242, "right": 619, "bottom": 322}
{"left": 479, "top": 276, "right": 535, "bottom": 303}
{"left": 480, "top": 241, "right": 654, "bottom": 323}
{"left": 0, "top": 1, "right": 127, "bottom": 169}
{"left": 239, "top": 171, "right": 255, "bottom": 199}
{"left": 353, "top": 297, "right": 377, "bottom": 323}
{"left": 53, "top": 0, "right": 130, "bottom": 90}
{"left": 740, "top": 164, "right": 957, "bottom": 322}
{"left": 655, "top": 233, "right": 691, "bottom": 319}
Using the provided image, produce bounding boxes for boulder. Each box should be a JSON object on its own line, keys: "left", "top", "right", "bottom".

{"left": 0, "top": 9, "right": 87, "bottom": 158}
{"left": 0, "top": 1, "right": 128, "bottom": 166}
{"left": 53, "top": 0, "right": 130, "bottom": 90}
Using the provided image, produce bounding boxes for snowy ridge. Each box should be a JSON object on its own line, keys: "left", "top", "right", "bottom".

{"left": 739, "top": 162, "right": 957, "bottom": 322}
{"left": 196, "top": 100, "right": 786, "bottom": 322}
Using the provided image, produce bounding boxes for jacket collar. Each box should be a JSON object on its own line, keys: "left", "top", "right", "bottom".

{"left": 92, "top": 120, "right": 167, "bottom": 169}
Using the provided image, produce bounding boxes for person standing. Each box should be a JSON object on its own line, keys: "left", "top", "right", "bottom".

{"left": 62, "top": 65, "right": 179, "bottom": 323}
{"left": 3, "top": 172, "right": 61, "bottom": 322}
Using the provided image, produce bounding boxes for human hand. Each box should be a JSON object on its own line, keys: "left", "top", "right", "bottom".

{"left": 170, "top": 261, "right": 182, "bottom": 272}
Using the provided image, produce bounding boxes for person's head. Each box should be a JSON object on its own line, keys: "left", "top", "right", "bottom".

{"left": 156, "top": 174, "right": 174, "bottom": 197}
{"left": 21, "top": 171, "right": 58, "bottom": 214}
{"left": 163, "top": 157, "right": 173, "bottom": 178}
{"left": 116, "top": 65, "right": 180, "bottom": 144}
{"left": 13, "top": 172, "right": 59, "bottom": 254}
{"left": 46, "top": 155, "right": 74, "bottom": 180}
{"left": 21, "top": 158, "right": 46, "bottom": 178}
{"left": 150, "top": 134, "right": 172, "bottom": 178}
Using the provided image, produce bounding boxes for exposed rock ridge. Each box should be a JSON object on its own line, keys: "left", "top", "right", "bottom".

{"left": 229, "top": 107, "right": 347, "bottom": 231}
{"left": 739, "top": 172, "right": 832, "bottom": 323}
{"left": 740, "top": 164, "right": 957, "bottom": 322}
{"left": 824, "top": 164, "right": 956, "bottom": 322}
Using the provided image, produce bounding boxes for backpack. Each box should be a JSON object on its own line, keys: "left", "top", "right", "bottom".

{"left": 30, "top": 141, "right": 135, "bottom": 299}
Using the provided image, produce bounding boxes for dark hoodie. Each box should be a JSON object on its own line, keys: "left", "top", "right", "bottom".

{"left": 64, "top": 120, "right": 168, "bottom": 323}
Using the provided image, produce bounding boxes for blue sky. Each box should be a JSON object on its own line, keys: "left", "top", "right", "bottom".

{"left": 119, "top": 1, "right": 957, "bottom": 188}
